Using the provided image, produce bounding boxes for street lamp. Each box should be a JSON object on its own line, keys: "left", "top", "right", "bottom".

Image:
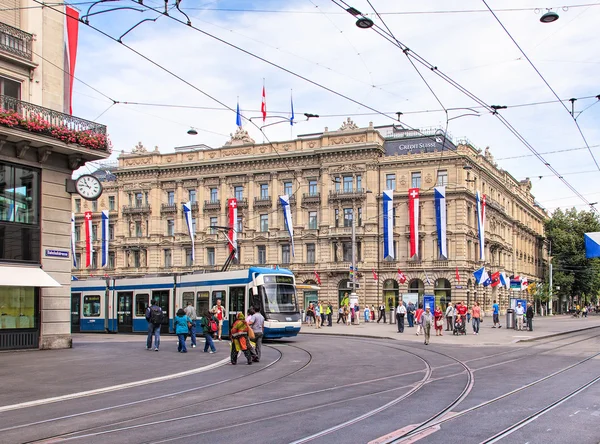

{"left": 540, "top": 9, "right": 559, "bottom": 23}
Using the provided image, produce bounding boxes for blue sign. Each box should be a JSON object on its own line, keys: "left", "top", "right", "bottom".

{"left": 423, "top": 295, "right": 435, "bottom": 311}
{"left": 45, "top": 249, "right": 69, "bottom": 258}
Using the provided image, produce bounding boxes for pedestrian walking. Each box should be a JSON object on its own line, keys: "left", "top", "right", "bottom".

{"left": 492, "top": 300, "right": 501, "bottom": 328}
{"left": 306, "top": 303, "right": 315, "bottom": 326}
{"left": 415, "top": 304, "right": 424, "bottom": 336}
{"left": 184, "top": 302, "right": 197, "bottom": 348}
{"left": 364, "top": 305, "right": 370, "bottom": 323}
{"left": 337, "top": 306, "right": 344, "bottom": 324}
{"left": 445, "top": 303, "right": 454, "bottom": 331}
{"left": 145, "top": 299, "right": 163, "bottom": 351}
{"left": 421, "top": 307, "right": 434, "bottom": 345}
{"left": 371, "top": 305, "right": 376, "bottom": 321}
{"left": 315, "top": 303, "right": 321, "bottom": 329}
{"left": 344, "top": 304, "right": 351, "bottom": 326}
{"left": 248, "top": 306, "right": 264, "bottom": 362}
{"left": 434, "top": 305, "right": 444, "bottom": 336}
{"left": 200, "top": 311, "right": 217, "bottom": 353}
{"left": 526, "top": 302, "right": 534, "bottom": 331}
{"left": 327, "top": 301, "right": 333, "bottom": 327}
{"left": 582, "top": 306, "right": 588, "bottom": 318}
{"left": 515, "top": 302, "right": 524, "bottom": 331}
{"left": 174, "top": 308, "right": 191, "bottom": 353}
{"left": 407, "top": 302, "right": 415, "bottom": 328}
{"left": 319, "top": 301, "right": 326, "bottom": 327}
{"left": 396, "top": 302, "right": 406, "bottom": 333}
{"left": 230, "top": 312, "right": 253, "bottom": 365}
{"left": 472, "top": 302, "right": 481, "bottom": 335}
{"left": 211, "top": 298, "right": 226, "bottom": 341}
{"left": 377, "top": 303, "right": 386, "bottom": 323}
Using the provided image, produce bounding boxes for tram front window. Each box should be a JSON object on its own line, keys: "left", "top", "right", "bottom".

{"left": 260, "top": 284, "right": 298, "bottom": 313}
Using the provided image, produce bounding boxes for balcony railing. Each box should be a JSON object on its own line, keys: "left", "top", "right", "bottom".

{"left": 0, "top": 22, "right": 33, "bottom": 60}
{"left": 204, "top": 200, "right": 220, "bottom": 211}
{"left": 122, "top": 205, "right": 151, "bottom": 214}
{"left": 432, "top": 260, "right": 449, "bottom": 268}
{"left": 254, "top": 197, "right": 272, "bottom": 208}
{"left": 302, "top": 192, "right": 321, "bottom": 205}
{"left": 328, "top": 189, "right": 366, "bottom": 201}
{"left": 161, "top": 203, "right": 177, "bottom": 213}
{"left": 236, "top": 198, "right": 248, "bottom": 209}
{"left": 0, "top": 95, "right": 110, "bottom": 152}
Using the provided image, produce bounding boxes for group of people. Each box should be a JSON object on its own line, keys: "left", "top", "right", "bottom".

{"left": 394, "top": 302, "right": 442, "bottom": 344}
{"left": 442, "top": 301, "right": 485, "bottom": 335}
{"left": 514, "top": 301, "right": 535, "bottom": 331}
{"left": 305, "top": 301, "right": 333, "bottom": 328}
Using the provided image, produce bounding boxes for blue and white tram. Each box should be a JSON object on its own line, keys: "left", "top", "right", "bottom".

{"left": 70, "top": 267, "right": 301, "bottom": 338}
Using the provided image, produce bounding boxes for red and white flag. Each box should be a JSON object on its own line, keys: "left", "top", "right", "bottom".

{"left": 408, "top": 187, "right": 420, "bottom": 258}
{"left": 261, "top": 85, "right": 267, "bottom": 122}
{"left": 372, "top": 268, "right": 378, "bottom": 281}
{"left": 455, "top": 267, "right": 460, "bottom": 283}
{"left": 314, "top": 270, "right": 322, "bottom": 286}
{"left": 84, "top": 211, "right": 93, "bottom": 267}
{"left": 227, "top": 198, "right": 238, "bottom": 259}
{"left": 397, "top": 269, "right": 407, "bottom": 284}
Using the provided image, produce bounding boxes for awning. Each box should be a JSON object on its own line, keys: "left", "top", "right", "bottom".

{"left": 0, "top": 265, "right": 61, "bottom": 287}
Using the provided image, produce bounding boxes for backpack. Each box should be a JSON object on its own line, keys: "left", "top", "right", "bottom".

{"left": 209, "top": 319, "right": 218, "bottom": 333}
{"left": 149, "top": 306, "right": 163, "bottom": 325}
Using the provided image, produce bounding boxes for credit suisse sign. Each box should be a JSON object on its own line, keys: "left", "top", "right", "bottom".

{"left": 384, "top": 136, "right": 456, "bottom": 156}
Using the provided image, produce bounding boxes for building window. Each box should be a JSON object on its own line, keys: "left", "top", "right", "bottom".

{"left": 0, "top": 76, "right": 21, "bottom": 102}
{"left": 386, "top": 174, "right": 396, "bottom": 191}
{"left": 91, "top": 251, "right": 98, "bottom": 269}
{"left": 75, "top": 253, "right": 81, "bottom": 268}
{"left": 343, "top": 176, "right": 353, "bottom": 192}
{"left": 308, "top": 180, "right": 318, "bottom": 196}
{"left": 436, "top": 170, "right": 448, "bottom": 186}
{"left": 210, "top": 187, "right": 218, "bottom": 202}
{"left": 185, "top": 249, "right": 193, "bottom": 267}
{"left": 108, "top": 251, "right": 115, "bottom": 269}
{"left": 306, "top": 243, "right": 315, "bottom": 264}
{"left": 356, "top": 175, "right": 362, "bottom": 191}
{"left": 343, "top": 208, "right": 353, "bottom": 227}
{"left": 0, "top": 286, "right": 35, "bottom": 329}
{"left": 188, "top": 189, "right": 196, "bottom": 203}
{"left": 0, "top": 161, "right": 39, "bottom": 225}
{"left": 260, "top": 183, "right": 269, "bottom": 199}
{"left": 467, "top": 206, "right": 472, "bottom": 228}
{"left": 135, "top": 193, "right": 143, "bottom": 208}
{"left": 335, "top": 209, "right": 339, "bottom": 227}
{"left": 283, "top": 181, "right": 293, "bottom": 196}
{"left": 334, "top": 177, "right": 341, "bottom": 192}
{"left": 167, "top": 219, "right": 174, "bottom": 236}
{"left": 236, "top": 216, "right": 243, "bottom": 233}
{"left": 132, "top": 250, "right": 140, "bottom": 268}
{"left": 281, "top": 244, "right": 291, "bottom": 264}
{"left": 308, "top": 211, "right": 317, "bottom": 230}
{"left": 393, "top": 207, "right": 397, "bottom": 227}
{"left": 109, "top": 224, "right": 115, "bottom": 240}
{"left": 260, "top": 214, "right": 268, "bottom": 232}
{"left": 167, "top": 191, "right": 174, "bottom": 205}
{"left": 358, "top": 207, "right": 362, "bottom": 226}
{"left": 108, "top": 196, "right": 115, "bottom": 211}
{"left": 342, "top": 241, "right": 352, "bottom": 262}
{"left": 411, "top": 172, "right": 421, "bottom": 188}
{"left": 207, "top": 247, "right": 215, "bottom": 266}
{"left": 192, "top": 218, "right": 197, "bottom": 233}
{"left": 75, "top": 198, "right": 81, "bottom": 213}
{"left": 209, "top": 217, "right": 217, "bottom": 232}
{"left": 92, "top": 200, "right": 97, "bottom": 212}
{"left": 135, "top": 221, "right": 142, "bottom": 237}
{"left": 234, "top": 186, "right": 244, "bottom": 200}
{"left": 164, "top": 249, "right": 172, "bottom": 268}
{"left": 92, "top": 224, "right": 98, "bottom": 241}
{"left": 257, "top": 245, "right": 266, "bottom": 264}
{"left": 144, "top": 192, "right": 149, "bottom": 205}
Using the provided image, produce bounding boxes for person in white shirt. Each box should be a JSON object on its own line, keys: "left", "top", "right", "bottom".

{"left": 515, "top": 303, "right": 524, "bottom": 331}
{"left": 396, "top": 302, "right": 407, "bottom": 333}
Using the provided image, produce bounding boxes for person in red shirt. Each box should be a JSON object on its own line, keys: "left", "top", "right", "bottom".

{"left": 415, "top": 303, "right": 424, "bottom": 336}
{"left": 456, "top": 301, "right": 468, "bottom": 318}
{"left": 211, "top": 299, "right": 226, "bottom": 341}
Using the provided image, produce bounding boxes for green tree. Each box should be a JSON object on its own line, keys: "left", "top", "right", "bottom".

{"left": 545, "top": 208, "right": 600, "bottom": 304}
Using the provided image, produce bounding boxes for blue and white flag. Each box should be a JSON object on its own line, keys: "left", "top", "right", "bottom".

{"left": 585, "top": 232, "right": 600, "bottom": 258}
{"left": 434, "top": 186, "right": 447, "bottom": 259}
{"left": 236, "top": 99, "right": 242, "bottom": 128}
{"left": 476, "top": 191, "right": 485, "bottom": 261}
{"left": 101, "top": 210, "right": 109, "bottom": 267}
{"left": 290, "top": 92, "right": 294, "bottom": 126}
{"left": 473, "top": 266, "right": 489, "bottom": 285}
{"left": 71, "top": 212, "right": 77, "bottom": 268}
{"left": 483, "top": 271, "right": 492, "bottom": 287}
{"left": 383, "top": 190, "right": 394, "bottom": 260}
{"left": 183, "top": 202, "right": 195, "bottom": 264}
{"left": 499, "top": 272, "right": 509, "bottom": 289}
{"left": 279, "top": 195, "right": 295, "bottom": 256}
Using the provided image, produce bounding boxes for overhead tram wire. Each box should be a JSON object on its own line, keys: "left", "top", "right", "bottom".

{"left": 330, "top": 0, "right": 598, "bottom": 212}
{"left": 481, "top": 0, "right": 600, "bottom": 172}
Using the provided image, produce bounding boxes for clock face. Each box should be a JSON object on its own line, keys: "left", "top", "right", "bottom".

{"left": 75, "top": 174, "right": 103, "bottom": 201}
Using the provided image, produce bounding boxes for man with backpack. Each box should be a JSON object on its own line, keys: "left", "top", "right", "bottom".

{"left": 145, "top": 299, "right": 163, "bottom": 351}
{"left": 200, "top": 310, "right": 217, "bottom": 353}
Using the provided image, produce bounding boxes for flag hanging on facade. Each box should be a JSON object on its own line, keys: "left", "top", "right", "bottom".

{"left": 290, "top": 91, "right": 294, "bottom": 126}
{"left": 434, "top": 186, "right": 447, "bottom": 259}
{"left": 521, "top": 276, "right": 529, "bottom": 290}
{"left": 101, "top": 210, "right": 109, "bottom": 267}
{"left": 227, "top": 198, "right": 238, "bottom": 259}
{"left": 455, "top": 267, "right": 460, "bottom": 283}
{"left": 383, "top": 189, "right": 394, "bottom": 260}
{"left": 236, "top": 99, "right": 242, "bottom": 128}
{"left": 473, "top": 266, "right": 489, "bottom": 285}
{"left": 71, "top": 212, "right": 77, "bottom": 268}
{"left": 279, "top": 195, "right": 294, "bottom": 256}
{"left": 510, "top": 275, "right": 522, "bottom": 289}
{"left": 372, "top": 268, "right": 378, "bottom": 281}
{"left": 499, "top": 272, "right": 509, "bottom": 289}
{"left": 314, "top": 270, "right": 321, "bottom": 286}
{"left": 424, "top": 270, "right": 431, "bottom": 286}
{"left": 84, "top": 211, "right": 92, "bottom": 268}
{"left": 183, "top": 202, "right": 195, "bottom": 265}
{"left": 483, "top": 271, "right": 492, "bottom": 287}
{"left": 64, "top": 6, "right": 79, "bottom": 114}
{"left": 476, "top": 191, "right": 486, "bottom": 261}
{"left": 397, "top": 269, "right": 407, "bottom": 284}
{"left": 261, "top": 84, "right": 267, "bottom": 122}
{"left": 408, "top": 187, "right": 420, "bottom": 258}
{"left": 491, "top": 271, "right": 500, "bottom": 287}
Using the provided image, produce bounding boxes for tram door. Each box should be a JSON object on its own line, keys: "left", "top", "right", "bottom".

{"left": 71, "top": 293, "right": 81, "bottom": 333}
{"left": 117, "top": 292, "right": 133, "bottom": 333}
{"left": 152, "top": 290, "right": 170, "bottom": 333}
{"left": 229, "top": 287, "right": 246, "bottom": 327}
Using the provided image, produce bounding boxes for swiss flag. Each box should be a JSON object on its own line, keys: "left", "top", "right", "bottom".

{"left": 372, "top": 268, "right": 378, "bottom": 281}
{"left": 455, "top": 267, "right": 460, "bottom": 283}
{"left": 397, "top": 269, "right": 407, "bottom": 284}
{"left": 261, "top": 85, "right": 267, "bottom": 122}
{"left": 314, "top": 270, "right": 321, "bottom": 286}
{"left": 491, "top": 271, "right": 500, "bottom": 287}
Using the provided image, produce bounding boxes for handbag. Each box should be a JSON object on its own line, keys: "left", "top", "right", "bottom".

{"left": 247, "top": 327, "right": 256, "bottom": 340}
{"left": 435, "top": 319, "right": 443, "bottom": 327}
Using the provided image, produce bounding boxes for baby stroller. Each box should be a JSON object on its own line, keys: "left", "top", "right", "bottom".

{"left": 453, "top": 315, "right": 467, "bottom": 335}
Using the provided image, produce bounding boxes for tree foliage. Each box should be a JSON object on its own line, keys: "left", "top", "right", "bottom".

{"left": 545, "top": 208, "right": 600, "bottom": 302}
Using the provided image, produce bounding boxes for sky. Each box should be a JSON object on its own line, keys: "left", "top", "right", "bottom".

{"left": 65, "top": 0, "right": 600, "bottom": 213}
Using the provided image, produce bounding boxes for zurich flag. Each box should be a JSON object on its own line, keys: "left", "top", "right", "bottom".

{"left": 383, "top": 190, "right": 394, "bottom": 260}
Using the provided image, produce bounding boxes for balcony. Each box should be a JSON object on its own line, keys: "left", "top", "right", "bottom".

{"left": 254, "top": 197, "right": 272, "bottom": 208}
{"left": 277, "top": 195, "right": 296, "bottom": 206}
{"left": 432, "top": 260, "right": 449, "bottom": 268}
{"left": 406, "top": 260, "right": 423, "bottom": 268}
{"left": 236, "top": 198, "right": 248, "bottom": 209}
{"left": 302, "top": 192, "right": 321, "bottom": 205}
{"left": 122, "top": 205, "right": 151, "bottom": 215}
{"left": 161, "top": 203, "right": 177, "bottom": 214}
{"left": 328, "top": 189, "right": 366, "bottom": 202}
{"left": 0, "top": 95, "right": 110, "bottom": 153}
{"left": 0, "top": 22, "right": 33, "bottom": 61}
{"left": 204, "top": 200, "right": 220, "bottom": 211}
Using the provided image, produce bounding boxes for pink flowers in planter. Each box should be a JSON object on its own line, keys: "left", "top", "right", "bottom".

{"left": 0, "top": 108, "right": 111, "bottom": 152}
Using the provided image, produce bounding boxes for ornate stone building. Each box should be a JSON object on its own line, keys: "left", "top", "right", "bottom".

{"left": 72, "top": 120, "right": 547, "bottom": 313}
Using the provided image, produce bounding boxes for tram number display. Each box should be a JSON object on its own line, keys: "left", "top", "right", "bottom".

{"left": 263, "top": 275, "right": 294, "bottom": 284}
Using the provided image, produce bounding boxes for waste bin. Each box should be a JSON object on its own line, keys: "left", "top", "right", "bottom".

{"left": 506, "top": 309, "right": 515, "bottom": 329}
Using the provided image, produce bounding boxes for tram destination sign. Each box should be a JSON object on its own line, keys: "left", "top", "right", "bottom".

{"left": 384, "top": 136, "right": 456, "bottom": 156}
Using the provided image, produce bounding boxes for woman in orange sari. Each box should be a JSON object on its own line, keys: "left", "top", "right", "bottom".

{"left": 230, "top": 312, "right": 253, "bottom": 365}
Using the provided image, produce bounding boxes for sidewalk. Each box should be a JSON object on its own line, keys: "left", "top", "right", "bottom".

{"left": 300, "top": 315, "right": 600, "bottom": 346}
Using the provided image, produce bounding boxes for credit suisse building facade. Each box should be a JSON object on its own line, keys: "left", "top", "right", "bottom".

{"left": 71, "top": 120, "right": 546, "bottom": 315}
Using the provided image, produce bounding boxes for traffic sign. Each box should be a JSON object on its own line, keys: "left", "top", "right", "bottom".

{"left": 346, "top": 282, "right": 360, "bottom": 289}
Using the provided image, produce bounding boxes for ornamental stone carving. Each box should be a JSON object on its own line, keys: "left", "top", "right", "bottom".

{"left": 223, "top": 147, "right": 252, "bottom": 157}
{"left": 224, "top": 127, "right": 255, "bottom": 146}
{"left": 425, "top": 173, "right": 433, "bottom": 184}
{"left": 399, "top": 175, "right": 407, "bottom": 186}
{"left": 131, "top": 141, "right": 148, "bottom": 154}
{"left": 339, "top": 117, "right": 358, "bottom": 131}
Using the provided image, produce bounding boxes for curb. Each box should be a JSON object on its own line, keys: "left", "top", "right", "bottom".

{"left": 514, "top": 324, "right": 600, "bottom": 343}
{"left": 300, "top": 331, "right": 397, "bottom": 341}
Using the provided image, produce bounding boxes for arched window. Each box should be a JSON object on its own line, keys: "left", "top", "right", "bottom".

{"left": 338, "top": 279, "right": 351, "bottom": 307}
{"left": 435, "top": 278, "right": 452, "bottom": 310}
